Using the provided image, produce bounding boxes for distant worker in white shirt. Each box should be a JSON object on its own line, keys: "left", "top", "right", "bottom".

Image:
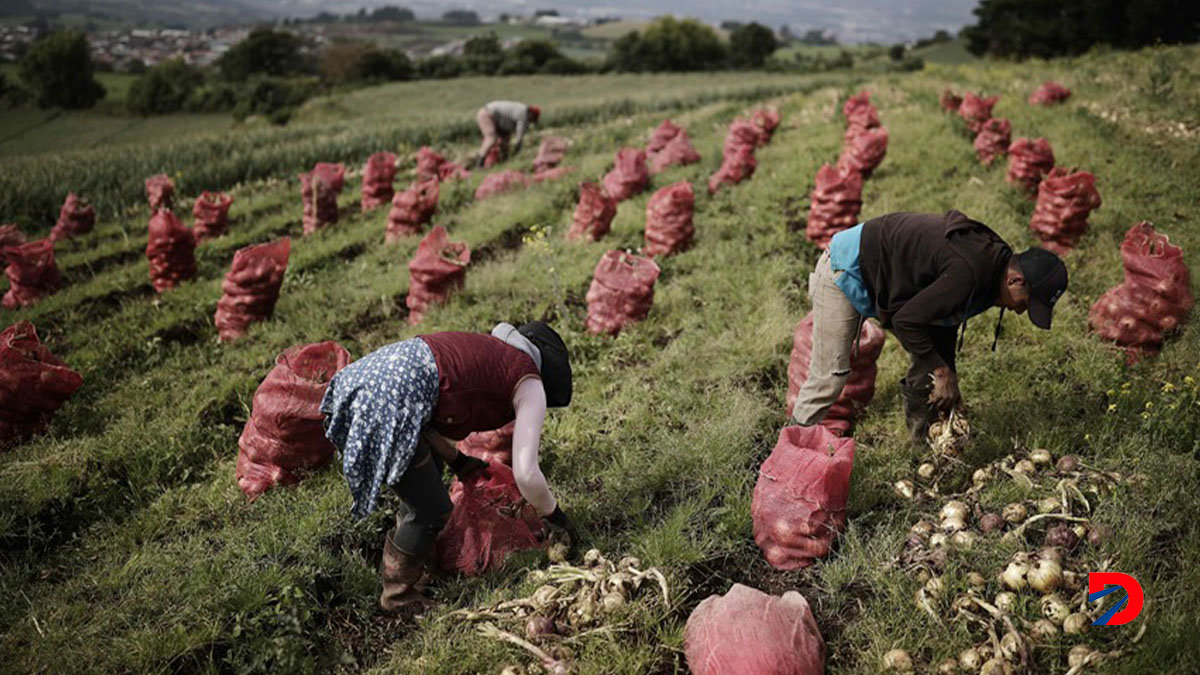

{"left": 475, "top": 100, "right": 541, "bottom": 168}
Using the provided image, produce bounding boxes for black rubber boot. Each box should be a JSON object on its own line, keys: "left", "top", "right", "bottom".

{"left": 900, "top": 378, "right": 936, "bottom": 443}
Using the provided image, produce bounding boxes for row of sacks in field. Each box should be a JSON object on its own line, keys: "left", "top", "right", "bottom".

{"left": 942, "top": 86, "right": 1103, "bottom": 254}
{"left": 805, "top": 91, "right": 889, "bottom": 250}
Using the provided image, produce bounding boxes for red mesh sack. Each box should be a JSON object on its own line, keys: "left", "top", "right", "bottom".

{"left": 406, "top": 225, "right": 470, "bottom": 324}
{"left": 941, "top": 89, "right": 963, "bottom": 113}
{"left": 214, "top": 238, "right": 291, "bottom": 342}
{"left": 785, "top": 313, "right": 886, "bottom": 436}
{"left": 752, "top": 425, "right": 854, "bottom": 570}
{"left": 1030, "top": 81, "right": 1072, "bottom": 106}
{"left": 361, "top": 152, "right": 398, "bottom": 212}
{"left": 481, "top": 143, "right": 502, "bottom": 169}
{"left": 475, "top": 170, "right": 531, "bottom": 200}
{"left": 1029, "top": 168, "right": 1102, "bottom": 253}
{"left": 0, "top": 320, "right": 83, "bottom": 449}
{"left": 191, "top": 191, "right": 233, "bottom": 243}
{"left": 648, "top": 130, "right": 702, "bottom": 174}
{"left": 386, "top": 179, "right": 439, "bottom": 243}
{"left": 973, "top": 117, "right": 1011, "bottom": 166}
{"left": 459, "top": 421, "right": 515, "bottom": 466}
{"left": 532, "top": 137, "right": 568, "bottom": 172}
{"left": 145, "top": 174, "right": 174, "bottom": 212}
{"left": 50, "top": 193, "right": 95, "bottom": 241}
{"left": 437, "top": 462, "right": 545, "bottom": 575}
{"left": 723, "top": 119, "right": 763, "bottom": 156}
{"left": 236, "top": 341, "right": 351, "bottom": 500}
{"left": 2, "top": 239, "right": 60, "bottom": 309}
{"left": 585, "top": 250, "right": 661, "bottom": 336}
{"left": 752, "top": 108, "right": 782, "bottom": 144}
{"left": 707, "top": 145, "right": 757, "bottom": 195}
{"left": 602, "top": 148, "right": 649, "bottom": 202}
{"left": 685, "top": 583, "right": 826, "bottom": 675}
{"left": 842, "top": 91, "right": 880, "bottom": 130}
{"left": 959, "top": 93, "right": 999, "bottom": 134}
{"left": 646, "top": 119, "right": 683, "bottom": 155}
{"left": 145, "top": 210, "right": 195, "bottom": 293}
{"left": 416, "top": 146, "right": 469, "bottom": 182}
{"left": 0, "top": 225, "right": 26, "bottom": 266}
{"left": 532, "top": 166, "right": 574, "bottom": 183}
{"left": 806, "top": 164, "right": 863, "bottom": 250}
{"left": 1006, "top": 137, "right": 1055, "bottom": 193}
{"left": 643, "top": 180, "right": 695, "bottom": 257}
{"left": 567, "top": 182, "right": 617, "bottom": 242}
{"left": 837, "top": 126, "right": 888, "bottom": 177}
{"left": 300, "top": 162, "right": 346, "bottom": 235}
{"left": 1089, "top": 222, "right": 1193, "bottom": 360}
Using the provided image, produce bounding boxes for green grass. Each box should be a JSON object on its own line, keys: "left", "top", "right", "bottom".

{"left": 1, "top": 44, "right": 1198, "bottom": 674}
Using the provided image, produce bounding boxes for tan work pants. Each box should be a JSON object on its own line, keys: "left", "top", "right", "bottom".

{"left": 475, "top": 107, "right": 508, "bottom": 163}
{"left": 791, "top": 251, "right": 864, "bottom": 426}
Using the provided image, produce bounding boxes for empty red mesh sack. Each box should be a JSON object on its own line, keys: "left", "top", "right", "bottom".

{"left": 649, "top": 130, "right": 702, "bottom": 174}
{"left": 973, "top": 117, "right": 1012, "bottom": 166}
{"left": 145, "top": 210, "right": 195, "bottom": 293}
{"left": 0, "top": 225, "right": 26, "bottom": 266}
{"left": 215, "top": 238, "right": 291, "bottom": 342}
{"left": 1029, "top": 168, "right": 1102, "bottom": 254}
{"left": 643, "top": 181, "right": 695, "bottom": 257}
{"left": 752, "top": 108, "right": 782, "bottom": 144}
{"left": 685, "top": 583, "right": 826, "bottom": 675}
{"left": 300, "top": 163, "right": 346, "bottom": 235}
{"left": 459, "top": 421, "right": 515, "bottom": 466}
{"left": 585, "top": 250, "right": 661, "bottom": 336}
{"left": 406, "top": 225, "right": 470, "bottom": 324}
{"left": 3, "top": 239, "right": 60, "bottom": 309}
{"left": 361, "top": 152, "right": 398, "bottom": 211}
{"left": 386, "top": 179, "right": 439, "bottom": 242}
{"left": 532, "top": 166, "right": 574, "bottom": 183}
{"left": 50, "top": 193, "right": 95, "bottom": 241}
{"left": 145, "top": 174, "right": 174, "bottom": 212}
{"left": 837, "top": 126, "right": 888, "bottom": 177}
{"left": 475, "top": 170, "right": 531, "bottom": 201}
{"left": 842, "top": 91, "right": 880, "bottom": 131}
{"left": 785, "top": 312, "right": 886, "bottom": 436}
{"left": 1006, "top": 137, "right": 1055, "bottom": 193}
{"left": 1030, "top": 81, "right": 1072, "bottom": 106}
{"left": 437, "top": 462, "right": 545, "bottom": 575}
{"left": 532, "top": 137, "right": 568, "bottom": 172}
{"left": 806, "top": 164, "right": 863, "bottom": 250}
{"left": 568, "top": 182, "right": 617, "bottom": 242}
{"left": 0, "top": 321, "right": 83, "bottom": 449}
{"left": 416, "top": 146, "right": 470, "bottom": 182}
{"left": 1089, "top": 222, "right": 1193, "bottom": 360}
{"left": 707, "top": 145, "right": 757, "bottom": 195}
{"left": 753, "top": 425, "right": 854, "bottom": 570}
{"left": 940, "top": 89, "right": 963, "bottom": 113}
{"left": 236, "top": 340, "right": 350, "bottom": 500}
{"left": 723, "top": 119, "right": 763, "bottom": 156}
{"left": 646, "top": 119, "right": 683, "bottom": 155}
{"left": 602, "top": 148, "right": 649, "bottom": 202}
{"left": 959, "top": 93, "right": 999, "bottom": 134}
{"left": 192, "top": 191, "right": 233, "bottom": 243}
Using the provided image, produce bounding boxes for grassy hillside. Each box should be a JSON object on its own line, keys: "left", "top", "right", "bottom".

{"left": 0, "top": 45, "right": 1198, "bottom": 674}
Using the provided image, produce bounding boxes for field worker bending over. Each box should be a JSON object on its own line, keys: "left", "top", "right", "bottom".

{"left": 792, "top": 210, "right": 1068, "bottom": 440}
{"left": 475, "top": 100, "right": 541, "bottom": 167}
{"left": 320, "top": 321, "right": 577, "bottom": 613}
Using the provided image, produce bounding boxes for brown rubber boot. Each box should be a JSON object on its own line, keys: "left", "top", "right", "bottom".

{"left": 379, "top": 531, "right": 434, "bottom": 614}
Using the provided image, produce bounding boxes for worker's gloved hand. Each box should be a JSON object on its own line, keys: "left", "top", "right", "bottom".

{"left": 543, "top": 506, "right": 579, "bottom": 554}
{"left": 928, "top": 366, "right": 962, "bottom": 412}
{"left": 448, "top": 451, "right": 488, "bottom": 480}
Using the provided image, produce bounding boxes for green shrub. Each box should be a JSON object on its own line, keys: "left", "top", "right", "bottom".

{"left": 606, "top": 17, "right": 728, "bottom": 72}
{"left": 17, "top": 29, "right": 106, "bottom": 109}
{"left": 729, "top": 22, "right": 777, "bottom": 68}
{"left": 232, "top": 77, "right": 317, "bottom": 125}
{"left": 127, "top": 58, "right": 203, "bottom": 115}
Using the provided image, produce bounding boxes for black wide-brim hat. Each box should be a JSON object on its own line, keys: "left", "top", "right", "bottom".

{"left": 518, "top": 321, "right": 572, "bottom": 407}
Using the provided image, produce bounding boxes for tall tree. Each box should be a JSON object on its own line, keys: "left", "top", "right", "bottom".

{"left": 218, "top": 29, "right": 308, "bottom": 81}
{"left": 18, "top": 30, "right": 106, "bottom": 109}
{"left": 729, "top": 22, "right": 778, "bottom": 68}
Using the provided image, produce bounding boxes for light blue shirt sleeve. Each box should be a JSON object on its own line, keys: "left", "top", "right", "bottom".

{"left": 828, "top": 224, "right": 877, "bottom": 318}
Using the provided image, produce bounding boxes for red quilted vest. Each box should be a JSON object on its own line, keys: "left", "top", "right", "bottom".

{"left": 419, "top": 332, "right": 540, "bottom": 440}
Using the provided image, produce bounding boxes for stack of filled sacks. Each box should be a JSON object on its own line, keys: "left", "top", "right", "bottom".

{"left": 585, "top": 250, "right": 661, "bottom": 336}
{"left": 805, "top": 164, "right": 863, "bottom": 250}
{"left": 406, "top": 226, "right": 470, "bottom": 324}
{"left": 1028, "top": 167, "right": 1102, "bottom": 253}
{"left": 300, "top": 162, "right": 346, "bottom": 234}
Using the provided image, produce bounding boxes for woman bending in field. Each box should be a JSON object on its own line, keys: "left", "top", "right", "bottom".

{"left": 320, "top": 321, "right": 577, "bottom": 612}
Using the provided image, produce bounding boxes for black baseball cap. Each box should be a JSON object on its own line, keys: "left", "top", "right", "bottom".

{"left": 1014, "top": 248, "right": 1068, "bottom": 329}
{"left": 517, "top": 321, "right": 572, "bottom": 407}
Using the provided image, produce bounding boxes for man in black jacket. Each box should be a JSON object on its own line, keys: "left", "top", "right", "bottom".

{"left": 791, "top": 210, "right": 1068, "bottom": 439}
